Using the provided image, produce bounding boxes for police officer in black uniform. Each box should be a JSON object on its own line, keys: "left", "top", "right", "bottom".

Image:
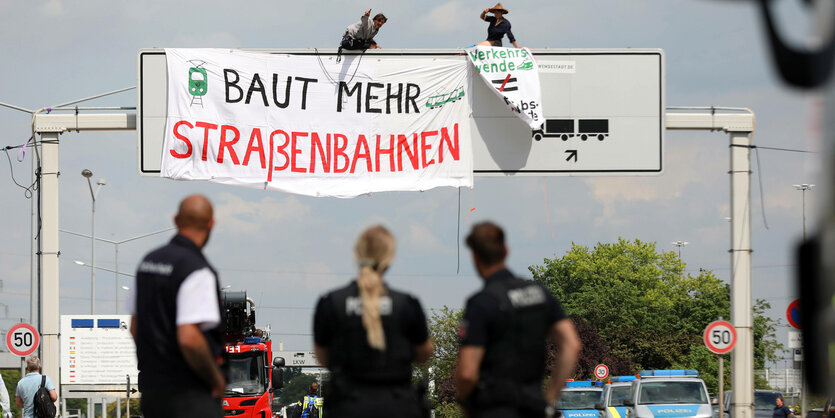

{"left": 129, "top": 194, "right": 226, "bottom": 418}
{"left": 456, "top": 221, "right": 581, "bottom": 417}
{"left": 313, "top": 225, "right": 433, "bottom": 417}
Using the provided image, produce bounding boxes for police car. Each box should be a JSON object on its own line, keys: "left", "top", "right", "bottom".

{"left": 557, "top": 381, "right": 604, "bottom": 418}
{"left": 625, "top": 370, "right": 712, "bottom": 418}
{"left": 596, "top": 376, "right": 637, "bottom": 418}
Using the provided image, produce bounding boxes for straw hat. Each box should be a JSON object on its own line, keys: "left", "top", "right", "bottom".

{"left": 489, "top": 2, "right": 509, "bottom": 14}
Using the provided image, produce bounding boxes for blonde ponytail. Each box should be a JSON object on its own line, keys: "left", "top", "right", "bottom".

{"left": 354, "top": 226, "right": 396, "bottom": 351}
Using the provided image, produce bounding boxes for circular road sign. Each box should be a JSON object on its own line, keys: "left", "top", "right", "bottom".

{"left": 703, "top": 320, "right": 737, "bottom": 354}
{"left": 594, "top": 364, "right": 609, "bottom": 380}
{"left": 787, "top": 299, "right": 801, "bottom": 329}
{"left": 5, "top": 323, "right": 39, "bottom": 357}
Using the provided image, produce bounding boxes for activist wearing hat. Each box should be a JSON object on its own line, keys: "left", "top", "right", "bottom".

{"left": 489, "top": 3, "right": 509, "bottom": 14}
{"left": 477, "top": 3, "right": 520, "bottom": 48}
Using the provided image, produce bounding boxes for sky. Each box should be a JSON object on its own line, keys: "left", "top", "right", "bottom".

{"left": 0, "top": 0, "right": 825, "bottom": 370}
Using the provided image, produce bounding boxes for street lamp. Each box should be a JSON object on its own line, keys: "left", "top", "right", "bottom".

{"left": 792, "top": 184, "right": 815, "bottom": 240}
{"left": 672, "top": 240, "right": 689, "bottom": 258}
{"left": 73, "top": 260, "right": 135, "bottom": 277}
{"left": 64, "top": 227, "right": 174, "bottom": 313}
{"left": 82, "top": 169, "right": 106, "bottom": 314}
{"left": 792, "top": 183, "right": 814, "bottom": 416}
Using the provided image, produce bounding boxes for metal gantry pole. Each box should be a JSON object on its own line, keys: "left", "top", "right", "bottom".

{"left": 39, "top": 131, "right": 61, "bottom": 393}
{"left": 729, "top": 130, "right": 754, "bottom": 418}
{"left": 666, "top": 109, "right": 755, "bottom": 418}
{"left": 30, "top": 147, "right": 37, "bottom": 340}
{"left": 791, "top": 183, "right": 813, "bottom": 417}
{"left": 32, "top": 111, "right": 137, "bottom": 407}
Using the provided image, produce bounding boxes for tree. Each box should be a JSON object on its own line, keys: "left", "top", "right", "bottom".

{"left": 278, "top": 373, "right": 318, "bottom": 406}
{"left": 65, "top": 398, "right": 87, "bottom": 416}
{"left": 531, "top": 238, "right": 730, "bottom": 371}
{"left": 753, "top": 299, "right": 784, "bottom": 370}
{"left": 414, "top": 238, "right": 784, "bottom": 415}
{"left": 530, "top": 238, "right": 784, "bottom": 378}
{"left": 283, "top": 366, "right": 304, "bottom": 385}
{"left": 1, "top": 370, "right": 21, "bottom": 418}
{"left": 273, "top": 366, "right": 304, "bottom": 401}
{"left": 555, "top": 314, "right": 633, "bottom": 379}
{"left": 106, "top": 398, "right": 141, "bottom": 416}
{"left": 415, "top": 306, "right": 463, "bottom": 409}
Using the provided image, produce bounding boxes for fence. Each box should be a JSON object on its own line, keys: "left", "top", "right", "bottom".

{"left": 756, "top": 368, "right": 802, "bottom": 404}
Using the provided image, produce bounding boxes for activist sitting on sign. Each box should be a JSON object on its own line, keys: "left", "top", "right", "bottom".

{"left": 477, "top": 3, "right": 520, "bottom": 48}
{"left": 341, "top": 8, "right": 387, "bottom": 51}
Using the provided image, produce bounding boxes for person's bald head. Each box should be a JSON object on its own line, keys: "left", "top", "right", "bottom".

{"left": 174, "top": 195, "right": 215, "bottom": 247}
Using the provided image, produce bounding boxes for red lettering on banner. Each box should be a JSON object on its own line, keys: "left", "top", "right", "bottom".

{"left": 310, "top": 133, "right": 331, "bottom": 173}
{"left": 172, "top": 121, "right": 464, "bottom": 180}
{"left": 334, "top": 134, "right": 349, "bottom": 173}
{"left": 170, "top": 120, "right": 194, "bottom": 159}
{"left": 351, "top": 135, "right": 372, "bottom": 173}
{"left": 218, "top": 125, "right": 241, "bottom": 165}
{"left": 242, "top": 128, "right": 265, "bottom": 169}
{"left": 195, "top": 122, "right": 219, "bottom": 161}
{"left": 397, "top": 134, "right": 419, "bottom": 171}
{"left": 439, "top": 123, "right": 460, "bottom": 163}
{"left": 271, "top": 130, "right": 290, "bottom": 171}
{"left": 291, "top": 132, "right": 308, "bottom": 173}
{"left": 376, "top": 135, "right": 394, "bottom": 172}
{"left": 420, "top": 130, "right": 437, "bottom": 168}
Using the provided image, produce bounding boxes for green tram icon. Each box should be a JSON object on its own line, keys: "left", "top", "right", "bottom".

{"left": 425, "top": 86, "right": 465, "bottom": 109}
{"left": 188, "top": 61, "right": 207, "bottom": 107}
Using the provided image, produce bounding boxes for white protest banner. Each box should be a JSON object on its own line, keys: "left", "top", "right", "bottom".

{"left": 162, "top": 49, "right": 472, "bottom": 198}
{"left": 465, "top": 46, "right": 543, "bottom": 129}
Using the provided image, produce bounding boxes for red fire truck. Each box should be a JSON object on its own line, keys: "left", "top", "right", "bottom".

{"left": 222, "top": 290, "right": 285, "bottom": 418}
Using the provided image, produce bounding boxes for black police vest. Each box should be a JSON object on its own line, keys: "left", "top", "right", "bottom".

{"left": 134, "top": 235, "right": 225, "bottom": 390}
{"left": 327, "top": 282, "right": 414, "bottom": 384}
{"left": 480, "top": 277, "right": 552, "bottom": 383}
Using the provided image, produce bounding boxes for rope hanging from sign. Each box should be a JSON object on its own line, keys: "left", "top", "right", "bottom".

{"left": 457, "top": 187, "right": 461, "bottom": 274}
{"left": 313, "top": 48, "right": 366, "bottom": 86}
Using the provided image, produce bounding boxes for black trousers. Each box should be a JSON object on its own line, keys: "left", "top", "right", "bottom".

{"left": 472, "top": 405, "right": 545, "bottom": 418}
{"left": 140, "top": 386, "right": 223, "bottom": 418}
{"left": 470, "top": 380, "right": 547, "bottom": 418}
{"left": 330, "top": 386, "right": 423, "bottom": 418}
{"left": 340, "top": 37, "right": 372, "bottom": 50}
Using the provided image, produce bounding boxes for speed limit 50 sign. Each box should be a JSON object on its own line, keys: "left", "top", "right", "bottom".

{"left": 6, "top": 323, "right": 40, "bottom": 357}
{"left": 703, "top": 320, "right": 737, "bottom": 354}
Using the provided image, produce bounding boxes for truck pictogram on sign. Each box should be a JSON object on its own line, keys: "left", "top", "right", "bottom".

{"left": 532, "top": 119, "right": 609, "bottom": 142}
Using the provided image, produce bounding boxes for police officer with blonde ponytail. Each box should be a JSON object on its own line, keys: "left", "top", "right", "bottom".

{"left": 313, "top": 225, "right": 433, "bottom": 417}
